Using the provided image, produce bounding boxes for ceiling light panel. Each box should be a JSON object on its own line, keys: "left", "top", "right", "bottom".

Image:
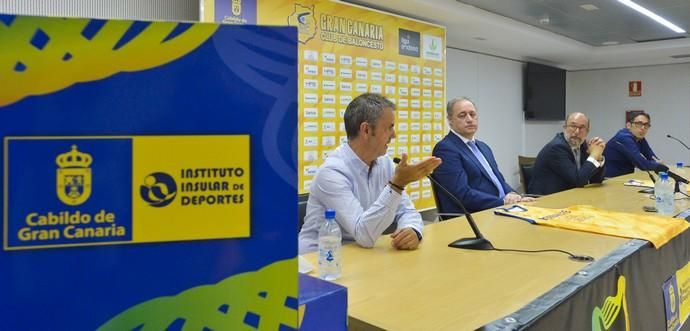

{"left": 618, "top": 0, "right": 686, "bottom": 33}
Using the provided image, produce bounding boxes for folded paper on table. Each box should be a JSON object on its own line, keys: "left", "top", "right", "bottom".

{"left": 623, "top": 179, "right": 654, "bottom": 188}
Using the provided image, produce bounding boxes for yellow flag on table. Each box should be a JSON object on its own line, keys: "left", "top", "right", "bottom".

{"left": 494, "top": 205, "right": 689, "bottom": 248}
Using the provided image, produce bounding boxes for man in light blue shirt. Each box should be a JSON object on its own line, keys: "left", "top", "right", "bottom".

{"left": 299, "top": 93, "right": 442, "bottom": 253}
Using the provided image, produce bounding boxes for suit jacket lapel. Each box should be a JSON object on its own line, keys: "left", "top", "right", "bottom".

{"left": 449, "top": 133, "right": 492, "bottom": 180}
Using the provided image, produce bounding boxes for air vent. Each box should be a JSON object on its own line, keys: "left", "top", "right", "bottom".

{"left": 632, "top": 36, "right": 686, "bottom": 43}
{"left": 670, "top": 54, "right": 690, "bottom": 59}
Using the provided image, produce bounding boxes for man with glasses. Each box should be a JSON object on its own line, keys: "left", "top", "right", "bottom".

{"left": 529, "top": 112, "right": 606, "bottom": 195}
{"left": 432, "top": 97, "right": 532, "bottom": 214}
{"left": 604, "top": 112, "right": 667, "bottom": 178}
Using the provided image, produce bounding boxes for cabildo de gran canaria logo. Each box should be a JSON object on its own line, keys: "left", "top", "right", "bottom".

{"left": 592, "top": 275, "right": 629, "bottom": 331}
{"left": 5, "top": 135, "right": 250, "bottom": 250}
{"left": 232, "top": 0, "right": 242, "bottom": 16}
{"left": 140, "top": 172, "right": 177, "bottom": 207}
{"left": 669, "top": 282, "right": 677, "bottom": 316}
{"left": 56, "top": 145, "right": 92, "bottom": 206}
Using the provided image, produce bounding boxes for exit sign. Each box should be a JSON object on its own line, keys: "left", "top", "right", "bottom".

{"left": 629, "top": 81, "right": 642, "bottom": 97}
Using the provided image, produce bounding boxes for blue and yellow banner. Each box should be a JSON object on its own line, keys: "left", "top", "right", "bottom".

{"left": 0, "top": 14, "right": 297, "bottom": 330}
{"left": 5, "top": 135, "right": 250, "bottom": 250}
{"left": 663, "top": 261, "right": 690, "bottom": 330}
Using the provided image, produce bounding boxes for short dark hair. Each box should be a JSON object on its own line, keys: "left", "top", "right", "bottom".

{"left": 446, "top": 97, "right": 475, "bottom": 118}
{"left": 629, "top": 112, "right": 651, "bottom": 123}
{"left": 344, "top": 93, "right": 395, "bottom": 139}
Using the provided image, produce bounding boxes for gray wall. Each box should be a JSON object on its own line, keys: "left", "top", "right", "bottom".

{"left": 447, "top": 56, "right": 690, "bottom": 193}
{"left": 523, "top": 120, "right": 562, "bottom": 157}
{"left": 0, "top": 0, "right": 199, "bottom": 21}
{"left": 567, "top": 63, "right": 690, "bottom": 166}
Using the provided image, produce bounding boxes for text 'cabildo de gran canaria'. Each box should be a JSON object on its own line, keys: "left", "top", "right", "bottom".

{"left": 18, "top": 210, "right": 124, "bottom": 241}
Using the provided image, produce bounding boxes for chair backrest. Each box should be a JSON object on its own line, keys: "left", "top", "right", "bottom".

{"left": 429, "top": 175, "right": 457, "bottom": 221}
{"left": 518, "top": 155, "right": 537, "bottom": 194}
{"left": 298, "top": 193, "right": 309, "bottom": 231}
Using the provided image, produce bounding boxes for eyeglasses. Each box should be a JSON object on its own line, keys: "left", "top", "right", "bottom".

{"left": 631, "top": 121, "right": 651, "bottom": 129}
{"left": 565, "top": 124, "right": 588, "bottom": 131}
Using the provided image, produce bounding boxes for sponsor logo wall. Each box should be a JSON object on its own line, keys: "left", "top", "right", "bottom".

{"left": 286, "top": 1, "right": 446, "bottom": 209}
{"left": 207, "top": 0, "right": 446, "bottom": 209}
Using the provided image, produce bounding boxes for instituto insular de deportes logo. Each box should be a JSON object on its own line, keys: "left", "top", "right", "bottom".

{"left": 140, "top": 172, "right": 178, "bottom": 207}
{"left": 56, "top": 145, "right": 92, "bottom": 206}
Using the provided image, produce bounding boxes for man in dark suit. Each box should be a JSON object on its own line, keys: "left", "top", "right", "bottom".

{"left": 432, "top": 97, "right": 533, "bottom": 214}
{"left": 529, "top": 112, "right": 606, "bottom": 195}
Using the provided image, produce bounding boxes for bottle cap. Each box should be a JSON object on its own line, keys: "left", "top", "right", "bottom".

{"left": 325, "top": 208, "right": 336, "bottom": 219}
{"left": 677, "top": 162, "right": 684, "bottom": 168}
{"left": 660, "top": 172, "right": 669, "bottom": 180}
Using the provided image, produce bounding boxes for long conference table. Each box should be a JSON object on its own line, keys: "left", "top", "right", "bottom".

{"left": 304, "top": 173, "right": 690, "bottom": 330}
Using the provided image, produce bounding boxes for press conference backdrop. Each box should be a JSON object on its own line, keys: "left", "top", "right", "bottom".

{"left": 205, "top": 0, "right": 447, "bottom": 210}
{"left": 0, "top": 0, "right": 199, "bottom": 21}
{"left": 0, "top": 15, "right": 298, "bottom": 329}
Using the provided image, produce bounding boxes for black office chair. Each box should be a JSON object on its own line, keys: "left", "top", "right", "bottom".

{"left": 518, "top": 155, "right": 536, "bottom": 195}
{"left": 298, "top": 193, "right": 309, "bottom": 231}
{"left": 429, "top": 174, "right": 458, "bottom": 221}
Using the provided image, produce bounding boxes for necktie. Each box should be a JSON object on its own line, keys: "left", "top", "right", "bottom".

{"left": 573, "top": 148, "right": 581, "bottom": 170}
{"left": 467, "top": 140, "right": 506, "bottom": 198}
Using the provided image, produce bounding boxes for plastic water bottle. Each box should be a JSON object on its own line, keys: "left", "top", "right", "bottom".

{"left": 676, "top": 162, "right": 687, "bottom": 193}
{"left": 655, "top": 172, "right": 675, "bottom": 215}
{"left": 318, "top": 208, "right": 341, "bottom": 280}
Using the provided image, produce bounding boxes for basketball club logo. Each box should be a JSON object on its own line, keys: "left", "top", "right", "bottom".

{"left": 288, "top": 4, "right": 316, "bottom": 44}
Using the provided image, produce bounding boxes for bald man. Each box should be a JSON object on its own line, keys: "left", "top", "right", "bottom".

{"left": 529, "top": 112, "right": 606, "bottom": 195}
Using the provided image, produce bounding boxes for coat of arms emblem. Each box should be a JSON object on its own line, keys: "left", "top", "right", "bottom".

{"left": 232, "top": 0, "right": 242, "bottom": 16}
{"left": 56, "top": 145, "right": 92, "bottom": 206}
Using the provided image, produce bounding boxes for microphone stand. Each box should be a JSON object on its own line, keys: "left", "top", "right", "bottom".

{"left": 427, "top": 175, "right": 494, "bottom": 250}
{"left": 391, "top": 157, "right": 594, "bottom": 261}
{"left": 667, "top": 134, "right": 690, "bottom": 168}
{"left": 653, "top": 169, "right": 690, "bottom": 199}
{"left": 667, "top": 134, "right": 690, "bottom": 150}
{"left": 393, "top": 157, "right": 493, "bottom": 250}
{"left": 664, "top": 170, "right": 690, "bottom": 198}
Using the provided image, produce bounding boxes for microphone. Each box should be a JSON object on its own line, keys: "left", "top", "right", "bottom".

{"left": 653, "top": 168, "right": 690, "bottom": 198}
{"left": 665, "top": 170, "right": 690, "bottom": 184}
{"left": 393, "top": 157, "right": 493, "bottom": 250}
{"left": 667, "top": 134, "right": 690, "bottom": 150}
{"left": 392, "top": 157, "right": 594, "bottom": 261}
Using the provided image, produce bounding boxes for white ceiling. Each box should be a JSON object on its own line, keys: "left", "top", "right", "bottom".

{"left": 345, "top": 0, "right": 690, "bottom": 70}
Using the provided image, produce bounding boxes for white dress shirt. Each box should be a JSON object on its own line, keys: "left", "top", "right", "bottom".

{"left": 298, "top": 143, "right": 423, "bottom": 253}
